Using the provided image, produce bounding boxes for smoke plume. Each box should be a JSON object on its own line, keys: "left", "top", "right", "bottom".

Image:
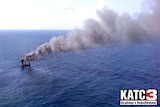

{"left": 24, "top": 0, "right": 160, "bottom": 61}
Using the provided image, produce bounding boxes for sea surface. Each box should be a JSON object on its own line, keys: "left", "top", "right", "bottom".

{"left": 0, "top": 30, "right": 159, "bottom": 107}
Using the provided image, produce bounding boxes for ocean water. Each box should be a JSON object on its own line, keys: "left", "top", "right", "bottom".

{"left": 0, "top": 30, "right": 159, "bottom": 107}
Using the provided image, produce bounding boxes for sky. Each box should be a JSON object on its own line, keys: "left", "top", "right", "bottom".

{"left": 0, "top": 0, "right": 144, "bottom": 30}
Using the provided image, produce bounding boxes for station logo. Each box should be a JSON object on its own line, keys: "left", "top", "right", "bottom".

{"left": 120, "top": 89, "right": 157, "bottom": 105}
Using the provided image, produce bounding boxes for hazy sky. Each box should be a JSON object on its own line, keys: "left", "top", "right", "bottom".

{"left": 0, "top": 0, "right": 144, "bottom": 29}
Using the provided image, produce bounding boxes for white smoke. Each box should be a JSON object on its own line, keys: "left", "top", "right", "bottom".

{"left": 25, "top": 0, "right": 160, "bottom": 61}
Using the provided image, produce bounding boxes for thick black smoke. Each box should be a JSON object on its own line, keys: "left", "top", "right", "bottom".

{"left": 24, "top": 0, "right": 160, "bottom": 61}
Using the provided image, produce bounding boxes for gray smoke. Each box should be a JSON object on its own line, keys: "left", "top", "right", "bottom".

{"left": 25, "top": 0, "right": 160, "bottom": 61}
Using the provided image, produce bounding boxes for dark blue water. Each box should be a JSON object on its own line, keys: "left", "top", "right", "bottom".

{"left": 0, "top": 30, "right": 159, "bottom": 107}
